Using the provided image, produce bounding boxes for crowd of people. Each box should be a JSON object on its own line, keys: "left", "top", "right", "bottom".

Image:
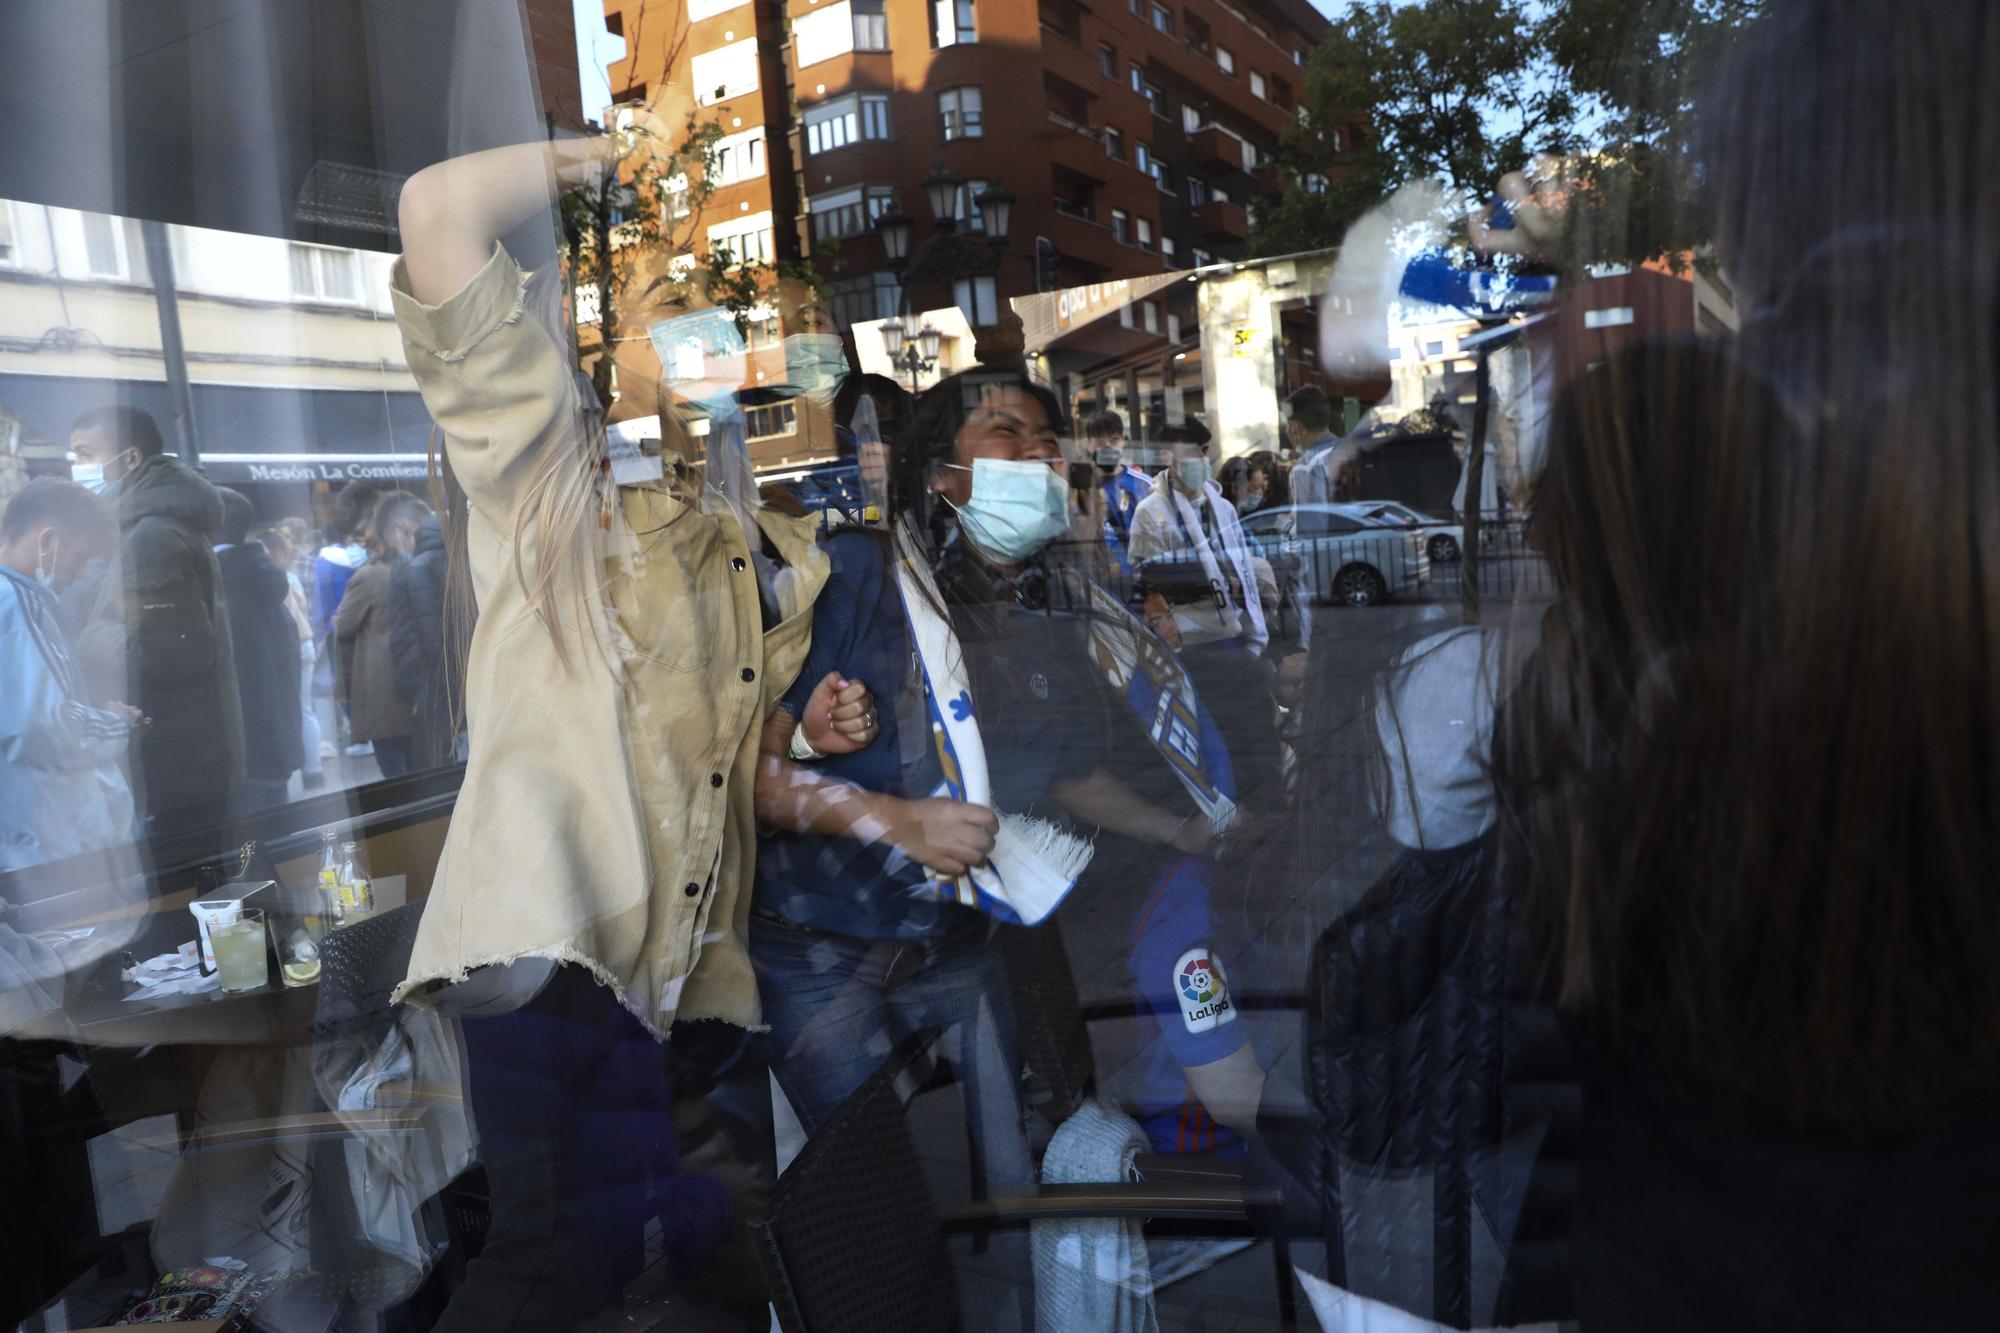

{"left": 0, "top": 408, "right": 461, "bottom": 870}
{"left": 2, "top": 0, "right": 1994, "bottom": 1328}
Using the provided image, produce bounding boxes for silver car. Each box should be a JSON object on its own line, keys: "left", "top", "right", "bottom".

{"left": 1239, "top": 503, "right": 1432, "bottom": 606}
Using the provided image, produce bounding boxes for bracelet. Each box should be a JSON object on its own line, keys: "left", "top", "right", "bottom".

{"left": 788, "top": 724, "right": 827, "bottom": 763}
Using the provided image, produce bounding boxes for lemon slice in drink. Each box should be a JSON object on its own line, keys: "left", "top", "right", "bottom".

{"left": 282, "top": 959, "right": 322, "bottom": 985}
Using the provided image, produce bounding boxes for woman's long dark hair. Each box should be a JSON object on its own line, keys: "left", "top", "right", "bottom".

{"left": 1499, "top": 0, "right": 2000, "bottom": 1126}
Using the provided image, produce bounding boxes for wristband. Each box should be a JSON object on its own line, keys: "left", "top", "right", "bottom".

{"left": 788, "top": 725, "right": 827, "bottom": 763}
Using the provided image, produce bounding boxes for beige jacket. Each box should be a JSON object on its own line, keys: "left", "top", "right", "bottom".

{"left": 387, "top": 243, "right": 826, "bottom": 1036}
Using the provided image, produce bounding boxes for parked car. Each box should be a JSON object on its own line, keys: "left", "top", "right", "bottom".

{"left": 1349, "top": 500, "right": 1472, "bottom": 563}
{"left": 1238, "top": 502, "right": 1431, "bottom": 606}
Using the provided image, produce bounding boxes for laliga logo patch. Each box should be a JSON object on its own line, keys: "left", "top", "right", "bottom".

{"left": 1175, "top": 947, "right": 1236, "bottom": 1033}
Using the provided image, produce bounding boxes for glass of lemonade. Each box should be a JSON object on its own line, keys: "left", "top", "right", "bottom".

{"left": 211, "top": 908, "right": 270, "bottom": 994}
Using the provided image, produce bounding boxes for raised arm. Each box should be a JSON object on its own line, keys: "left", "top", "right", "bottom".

{"left": 396, "top": 138, "right": 615, "bottom": 307}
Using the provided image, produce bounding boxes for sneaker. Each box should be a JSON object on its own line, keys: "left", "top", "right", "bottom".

{"left": 343, "top": 741, "right": 374, "bottom": 757}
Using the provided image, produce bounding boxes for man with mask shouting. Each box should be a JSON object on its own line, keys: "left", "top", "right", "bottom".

{"left": 68, "top": 405, "right": 242, "bottom": 835}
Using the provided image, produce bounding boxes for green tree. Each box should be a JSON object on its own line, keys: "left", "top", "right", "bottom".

{"left": 1253, "top": 0, "right": 1573, "bottom": 258}
{"left": 1253, "top": 0, "right": 1763, "bottom": 266}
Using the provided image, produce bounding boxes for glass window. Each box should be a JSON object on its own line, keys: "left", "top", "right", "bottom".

{"left": 810, "top": 185, "right": 897, "bottom": 241}
{"left": 939, "top": 86, "right": 984, "bottom": 140}
{"left": 708, "top": 211, "right": 775, "bottom": 265}
{"left": 1130, "top": 62, "right": 1144, "bottom": 94}
{"left": 692, "top": 38, "right": 761, "bottom": 105}
{"left": 1182, "top": 104, "right": 1203, "bottom": 134}
{"left": 289, "top": 243, "right": 360, "bottom": 302}
{"left": 81, "top": 211, "right": 128, "bottom": 277}
{"left": 1249, "top": 70, "right": 1267, "bottom": 101}
{"left": 1151, "top": 3, "right": 1173, "bottom": 34}
{"left": 794, "top": 3, "right": 857, "bottom": 68}
{"left": 1099, "top": 42, "right": 1117, "bottom": 79}
{"left": 1218, "top": 46, "right": 1235, "bottom": 75}
{"left": 709, "top": 127, "right": 766, "bottom": 186}
{"left": 830, "top": 271, "right": 902, "bottom": 328}
{"left": 1141, "top": 298, "right": 1159, "bottom": 331}
{"left": 933, "top": 0, "right": 978, "bottom": 47}
{"left": 1111, "top": 208, "right": 1129, "bottom": 243}
{"left": 1104, "top": 127, "right": 1124, "bottom": 160}
{"left": 852, "top": 0, "right": 889, "bottom": 50}
{"left": 746, "top": 399, "right": 798, "bottom": 439}
{"left": 804, "top": 94, "right": 892, "bottom": 154}
{"left": 1162, "top": 235, "right": 1177, "bottom": 266}
{"left": 1136, "top": 142, "right": 1151, "bottom": 175}
{"left": 1136, "top": 217, "right": 1154, "bottom": 253}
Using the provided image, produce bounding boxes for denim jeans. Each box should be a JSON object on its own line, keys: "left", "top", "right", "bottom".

{"left": 750, "top": 912, "right": 1034, "bottom": 1193}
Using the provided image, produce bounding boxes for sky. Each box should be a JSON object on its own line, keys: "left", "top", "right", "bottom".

{"left": 568, "top": 0, "right": 1359, "bottom": 123}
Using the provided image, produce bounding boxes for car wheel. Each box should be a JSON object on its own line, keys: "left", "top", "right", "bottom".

{"left": 1333, "top": 564, "right": 1386, "bottom": 607}
{"left": 1428, "top": 534, "right": 1460, "bottom": 563}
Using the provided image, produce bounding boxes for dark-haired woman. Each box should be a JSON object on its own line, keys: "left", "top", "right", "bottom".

{"left": 751, "top": 370, "right": 1217, "bottom": 1177}
{"left": 1487, "top": 2, "right": 2000, "bottom": 1327}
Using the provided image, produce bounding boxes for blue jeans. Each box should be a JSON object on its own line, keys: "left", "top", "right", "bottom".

{"left": 750, "top": 912, "right": 1034, "bottom": 1194}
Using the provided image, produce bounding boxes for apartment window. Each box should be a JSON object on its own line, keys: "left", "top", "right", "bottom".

{"left": 933, "top": 0, "right": 977, "bottom": 47}
{"left": 1218, "top": 47, "right": 1235, "bottom": 75}
{"left": 1249, "top": 70, "right": 1267, "bottom": 100}
{"left": 1167, "top": 312, "right": 1181, "bottom": 341}
{"left": 1119, "top": 303, "right": 1134, "bottom": 329}
{"left": 1150, "top": 3, "right": 1172, "bottom": 34}
{"left": 794, "top": 3, "right": 854, "bottom": 67}
{"left": 1135, "top": 217, "right": 1153, "bottom": 253}
{"left": 1584, "top": 306, "right": 1636, "bottom": 329}
{"left": 692, "top": 39, "right": 760, "bottom": 105}
{"left": 831, "top": 272, "right": 903, "bottom": 329}
{"left": 810, "top": 185, "right": 897, "bottom": 242}
{"left": 1188, "top": 176, "right": 1211, "bottom": 206}
{"left": 664, "top": 173, "right": 693, "bottom": 221}
{"left": 1145, "top": 83, "right": 1166, "bottom": 118}
{"left": 288, "top": 242, "right": 358, "bottom": 301}
{"left": 1135, "top": 142, "right": 1151, "bottom": 175}
{"left": 1161, "top": 236, "right": 1176, "bottom": 266}
{"left": 804, "top": 93, "right": 892, "bottom": 154}
{"left": 1130, "top": 62, "right": 1144, "bottom": 94}
{"left": 81, "top": 213, "right": 129, "bottom": 279}
{"left": 1424, "top": 339, "right": 1447, "bottom": 357}
{"left": 939, "top": 86, "right": 984, "bottom": 140}
{"left": 853, "top": 0, "right": 888, "bottom": 50}
{"left": 1098, "top": 42, "right": 1116, "bottom": 79}
{"left": 1293, "top": 47, "right": 1305, "bottom": 65}
{"left": 1111, "top": 209, "right": 1129, "bottom": 244}
{"left": 709, "top": 127, "right": 766, "bottom": 186}
{"left": 1142, "top": 300, "right": 1159, "bottom": 333}
{"left": 1104, "top": 126, "right": 1124, "bottom": 160}
{"left": 1181, "top": 104, "right": 1202, "bottom": 134}
{"left": 1241, "top": 139, "right": 1259, "bottom": 171}
{"left": 1192, "top": 247, "right": 1211, "bottom": 266}
{"left": 745, "top": 307, "right": 784, "bottom": 351}
{"left": 709, "top": 212, "right": 775, "bottom": 266}
{"left": 953, "top": 274, "right": 1000, "bottom": 325}
{"left": 1273, "top": 77, "right": 1292, "bottom": 108}
{"left": 746, "top": 400, "right": 798, "bottom": 440}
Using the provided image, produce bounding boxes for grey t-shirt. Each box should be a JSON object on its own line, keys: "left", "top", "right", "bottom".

{"left": 1374, "top": 627, "right": 1505, "bottom": 850}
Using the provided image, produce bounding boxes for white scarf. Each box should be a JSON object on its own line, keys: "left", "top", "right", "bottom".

{"left": 890, "top": 523, "right": 1096, "bottom": 925}
{"left": 1153, "top": 471, "right": 1269, "bottom": 651}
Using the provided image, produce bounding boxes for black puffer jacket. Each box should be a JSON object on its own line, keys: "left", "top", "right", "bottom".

{"left": 115, "top": 454, "right": 243, "bottom": 820}
{"left": 216, "top": 542, "right": 303, "bottom": 784}
{"left": 1302, "top": 838, "right": 1577, "bottom": 1328}
{"left": 388, "top": 517, "right": 455, "bottom": 770}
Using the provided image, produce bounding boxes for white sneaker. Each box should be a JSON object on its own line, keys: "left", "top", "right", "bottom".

{"left": 343, "top": 741, "right": 375, "bottom": 757}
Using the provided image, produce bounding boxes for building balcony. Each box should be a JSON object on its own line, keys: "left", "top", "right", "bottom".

{"left": 1196, "top": 199, "right": 1249, "bottom": 243}
{"left": 1189, "top": 125, "right": 1245, "bottom": 174}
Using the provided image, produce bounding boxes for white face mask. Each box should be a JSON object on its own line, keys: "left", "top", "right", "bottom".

{"left": 1176, "top": 457, "right": 1213, "bottom": 494}
{"left": 783, "top": 333, "right": 850, "bottom": 405}
{"left": 946, "top": 458, "right": 1072, "bottom": 564}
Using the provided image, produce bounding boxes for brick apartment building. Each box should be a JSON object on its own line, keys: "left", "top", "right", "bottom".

{"left": 598, "top": 0, "right": 1332, "bottom": 466}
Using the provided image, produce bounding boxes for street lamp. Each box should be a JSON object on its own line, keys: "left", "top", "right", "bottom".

{"left": 923, "top": 163, "right": 963, "bottom": 228}
{"left": 976, "top": 185, "right": 1014, "bottom": 246}
{"left": 876, "top": 210, "right": 914, "bottom": 265}
{"left": 881, "top": 319, "right": 942, "bottom": 395}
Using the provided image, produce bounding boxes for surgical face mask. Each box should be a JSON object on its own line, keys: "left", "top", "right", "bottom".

{"left": 1234, "top": 492, "right": 1262, "bottom": 517}
{"left": 1175, "top": 457, "right": 1213, "bottom": 494}
{"left": 946, "top": 458, "right": 1071, "bottom": 564}
{"left": 69, "top": 460, "right": 123, "bottom": 498}
{"left": 783, "top": 333, "right": 849, "bottom": 404}
{"left": 1092, "top": 446, "right": 1122, "bottom": 469}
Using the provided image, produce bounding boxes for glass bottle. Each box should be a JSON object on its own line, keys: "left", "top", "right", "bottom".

{"left": 337, "top": 839, "right": 375, "bottom": 919}
{"left": 316, "top": 829, "right": 344, "bottom": 927}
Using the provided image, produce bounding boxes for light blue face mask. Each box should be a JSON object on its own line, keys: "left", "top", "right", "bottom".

{"left": 946, "top": 458, "right": 1071, "bottom": 564}
{"left": 783, "top": 333, "right": 850, "bottom": 404}
{"left": 1176, "top": 456, "right": 1213, "bottom": 494}
{"left": 650, "top": 306, "right": 748, "bottom": 421}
